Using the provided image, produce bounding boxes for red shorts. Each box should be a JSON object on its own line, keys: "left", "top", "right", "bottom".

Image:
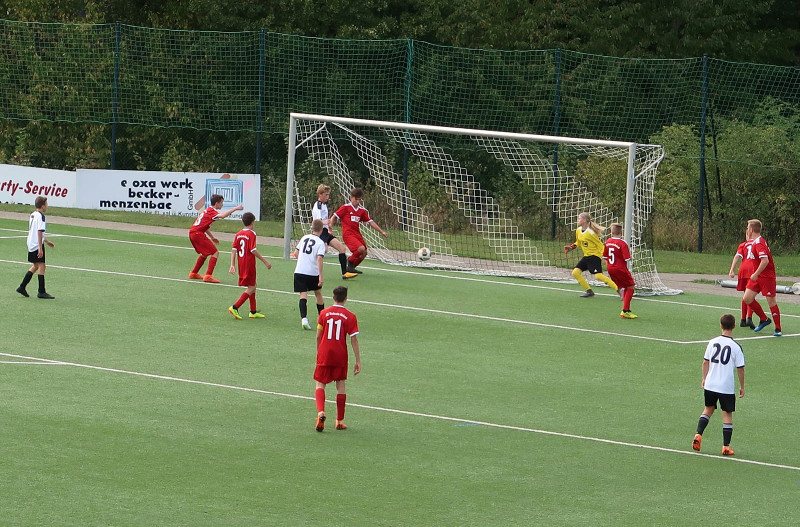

{"left": 608, "top": 268, "right": 635, "bottom": 289}
{"left": 736, "top": 276, "right": 748, "bottom": 292}
{"left": 746, "top": 276, "right": 776, "bottom": 297}
{"left": 314, "top": 365, "right": 348, "bottom": 384}
{"left": 342, "top": 233, "right": 366, "bottom": 253}
{"left": 189, "top": 231, "right": 217, "bottom": 256}
{"left": 238, "top": 270, "right": 256, "bottom": 287}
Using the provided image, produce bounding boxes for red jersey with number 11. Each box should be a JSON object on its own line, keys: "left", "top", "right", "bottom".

{"left": 316, "top": 305, "right": 359, "bottom": 367}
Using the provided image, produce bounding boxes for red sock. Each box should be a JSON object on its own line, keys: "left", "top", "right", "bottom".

{"left": 205, "top": 256, "right": 217, "bottom": 276}
{"left": 191, "top": 255, "right": 206, "bottom": 274}
{"left": 748, "top": 299, "right": 767, "bottom": 321}
{"left": 315, "top": 388, "right": 326, "bottom": 413}
{"left": 741, "top": 300, "right": 748, "bottom": 320}
{"left": 746, "top": 305, "right": 753, "bottom": 318}
{"left": 623, "top": 288, "right": 634, "bottom": 311}
{"left": 336, "top": 393, "right": 346, "bottom": 421}
{"left": 234, "top": 292, "right": 249, "bottom": 309}
{"left": 770, "top": 304, "right": 781, "bottom": 331}
{"left": 249, "top": 292, "right": 257, "bottom": 313}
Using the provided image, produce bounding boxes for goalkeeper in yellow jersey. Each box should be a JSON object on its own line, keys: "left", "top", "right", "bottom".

{"left": 563, "top": 212, "right": 619, "bottom": 298}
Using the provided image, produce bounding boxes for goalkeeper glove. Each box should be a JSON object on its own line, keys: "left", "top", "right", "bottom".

{"left": 564, "top": 244, "right": 576, "bottom": 253}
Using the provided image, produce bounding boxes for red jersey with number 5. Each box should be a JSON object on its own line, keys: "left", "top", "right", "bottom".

{"left": 333, "top": 203, "right": 372, "bottom": 238}
{"left": 189, "top": 206, "right": 219, "bottom": 234}
{"left": 316, "top": 305, "right": 359, "bottom": 367}
{"left": 603, "top": 236, "right": 631, "bottom": 272}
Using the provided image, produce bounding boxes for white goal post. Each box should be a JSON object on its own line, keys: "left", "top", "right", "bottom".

{"left": 284, "top": 112, "right": 681, "bottom": 295}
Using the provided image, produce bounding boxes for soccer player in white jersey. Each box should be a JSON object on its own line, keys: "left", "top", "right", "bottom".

{"left": 692, "top": 314, "right": 745, "bottom": 456}
{"left": 294, "top": 219, "right": 328, "bottom": 330}
{"left": 17, "top": 196, "right": 55, "bottom": 299}
{"left": 312, "top": 184, "right": 356, "bottom": 280}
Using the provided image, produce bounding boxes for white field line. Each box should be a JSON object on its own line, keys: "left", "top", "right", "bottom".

{"left": 1, "top": 350, "right": 797, "bottom": 473}
{"left": 2, "top": 226, "right": 798, "bottom": 319}
{"left": 1, "top": 257, "right": 798, "bottom": 345}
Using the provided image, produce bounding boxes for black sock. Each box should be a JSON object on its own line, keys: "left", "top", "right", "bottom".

{"left": 316, "top": 303, "right": 324, "bottom": 314}
{"left": 723, "top": 423, "right": 733, "bottom": 446}
{"left": 696, "top": 414, "right": 710, "bottom": 435}
{"left": 20, "top": 270, "right": 33, "bottom": 289}
{"left": 299, "top": 298, "right": 308, "bottom": 318}
{"left": 37, "top": 274, "right": 46, "bottom": 293}
{"left": 339, "top": 253, "right": 348, "bottom": 274}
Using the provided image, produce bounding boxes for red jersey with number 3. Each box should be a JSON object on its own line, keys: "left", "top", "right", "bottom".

{"left": 232, "top": 229, "right": 258, "bottom": 285}
{"left": 333, "top": 203, "right": 372, "bottom": 238}
{"left": 316, "top": 305, "right": 359, "bottom": 367}
{"left": 189, "top": 206, "right": 219, "bottom": 234}
{"left": 750, "top": 236, "right": 775, "bottom": 279}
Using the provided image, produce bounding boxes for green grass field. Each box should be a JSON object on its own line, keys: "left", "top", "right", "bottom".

{"left": 1, "top": 216, "right": 799, "bottom": 526}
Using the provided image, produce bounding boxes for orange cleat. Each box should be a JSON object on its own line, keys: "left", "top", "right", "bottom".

{"left": 188, "top": 272, "right": 203, "bottom": 279}
{"left": 692, "top": 434, "right": 702, "bottom": 452}
{"left": 315, "top": 412, "right": 326, "bottom": 432}
{"left": 335, "top": 420, "right": 347, "bottom": 430}
{"left": 203, "top": 275, "right": 221, "bottom": 283}
{"left": 721, "top": 446, "right": 735, "bottom": 456}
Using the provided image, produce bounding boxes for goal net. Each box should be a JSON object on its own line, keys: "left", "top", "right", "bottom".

{"left": 284, "top": 113, "right": 681, "bottom": 295}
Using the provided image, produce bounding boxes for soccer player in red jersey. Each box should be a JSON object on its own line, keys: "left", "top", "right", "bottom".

{"left": 314, "top": 285, "right": 361, "bottom": 432}
{"left": 227, "top": 212, "right": 271, "bottom": 320}
{"left": 188, "top": 194, "right": 243, "bottom": 283}
{"left": 742, "top": 219, "right": 782, "bottom": 336}
{"left": 331, "top": 187, "right": 387, "bottom": 276}
{"left": 728, "top": 233, "right": 757, "bottom": 329}
{"left": 603, "top": 223, "right": 637, "bottom": 318}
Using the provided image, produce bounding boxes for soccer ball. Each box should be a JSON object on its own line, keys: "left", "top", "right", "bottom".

{"left": 417, "top": 247, "right": 431, "bottom": 261}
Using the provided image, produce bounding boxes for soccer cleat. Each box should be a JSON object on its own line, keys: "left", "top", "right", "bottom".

{"left": 773, "top": 330, "right": 782, "bottom": 337}
{"left": 342, "top": 272, "right": 358, "bottom": 280}
{"left": 202, "top": 275, "right": 221, "bottom": 283}
{"left": 580, "top": 289, "right": 595, "bottom": 298}
{"left": 228, "top": 306, "right": 242, "bottom": 320}
{"left": 37, "top": 292, "right": 55, "bottom": 299}
{"left": 188, "top": 272, "right": 203, "bottom": 280}
{"left": 753, "top": 318, "right": 772, "bottom": 332}
{"left": 249, "top": 311, "right": 265, "bottom": 319}
{"left": 346, "top": 263, "right": 362, "bottom": 274}
{"left": 16, "top": 287, "right": 29, "bottom": 297}
{"left": 315, "top": 412, "right": 326, "bottom": 432}
{"left": 335, "top": 420, "right": 347, "bottom": 430}
{"left": 721, "top": 446, "right": 735, "bottom": 456}
{"left": 301, "top": 318, "right": 312, "bottom": 330}
{"left": 692, "top": 434, "right": 702, "bottom": 452}
{"left": 620, "top": 311, "right": 638, "bottom": 319}
{"left": 747, "top": 319, "right": 756, "bottom": 330}
{"left": 740, "top": 319, "right": 749, "bottom": 328}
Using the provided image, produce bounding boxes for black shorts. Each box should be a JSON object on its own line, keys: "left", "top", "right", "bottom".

{"left": 27, "top": 249, "right": 45, "bottom": 263}
{"left": 576, "top": 255, "right": 603, "bottom": 274}
{"left": 294, "top": 273, "right": 321, "bottom": 293}
{"left": 319, "top": 230, "right": 335, "bottom": 244}
{"left": 704, "top": 390, "right": 736, "bottom": 412}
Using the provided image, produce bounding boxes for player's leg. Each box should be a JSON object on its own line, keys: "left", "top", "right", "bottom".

{"left": 743, "top": 287, "right": 769, "bottom": 329}
{"left": 189, "top": 233, "right": 208, "bottom": 278}
{"left": 203, "top": 249, "right": 221, "bottom": 283}
{"left": 721, "top": 409, "right": 735, "bottom": 455}
{"left": 765, "top": 294, "right": 781, "bottom": 336}
{"left": 334, "top": 379, "right": 347, "bottom": 430}
{"left": 314, "top": 380, "right": 327, "bottom": 432}
{"left": 313, "top": 289, "right": 324, "bottom": 315}
{"left": 228, "top": 286, "right": 250, "bottom": 319}
{"left": 593, "top": 272, "right": 618, "bottom": 292}
{"left": 17, "top": 261, "right": 36, "bottom": 296}
{"left": 571, "top": 267, "right": 592, "bottom": 294}
{"left": 328, "top": 237, "right": 349, "bottom": 275}
{"left": 246, "top": 285, "right": 262, "bottom": 318}
{"left": 35, "top": 262, "right": 54, "bottom": 299}
{"left": 299, "top": 290, "right": 311, "bottom": 329}
{"left": 693, "top": 392, "right": 717, "bottom": 451}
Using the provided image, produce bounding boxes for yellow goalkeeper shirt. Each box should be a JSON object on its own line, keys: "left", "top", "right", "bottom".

{"left": 574, "top": 227, "right": 604, "bottom": 258}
